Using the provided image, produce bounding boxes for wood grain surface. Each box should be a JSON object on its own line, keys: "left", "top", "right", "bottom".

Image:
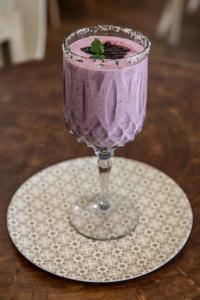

{"left": 0, "top": 55, "right": 200, "bottom": 300}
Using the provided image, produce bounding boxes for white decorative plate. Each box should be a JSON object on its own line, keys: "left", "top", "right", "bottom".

{"left": 7, "top": 157, "right": 193, "bottom": 282}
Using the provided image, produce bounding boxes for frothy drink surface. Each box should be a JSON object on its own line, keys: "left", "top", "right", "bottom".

{"left": 63, "top": 35, "right": 148, "bottom": 148}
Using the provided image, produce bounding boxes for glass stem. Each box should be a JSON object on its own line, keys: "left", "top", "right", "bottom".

{"left": 96, "top": 149, "right": 112, "bottom": 211}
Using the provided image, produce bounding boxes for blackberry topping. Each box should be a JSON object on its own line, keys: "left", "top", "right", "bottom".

{"left": 81, "top": 47, "right": 91, "bottom": 53}
{"left": 81, "top": 41, "right": 130, "bottom": 60}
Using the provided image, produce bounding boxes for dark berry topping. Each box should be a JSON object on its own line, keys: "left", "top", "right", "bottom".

{"left": 81, "top": 41, "right": 130, "bottom": 60}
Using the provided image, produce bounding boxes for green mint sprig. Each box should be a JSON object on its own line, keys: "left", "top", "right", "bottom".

{"left": 90, "top": 38, "right": 105, "bottom": 60}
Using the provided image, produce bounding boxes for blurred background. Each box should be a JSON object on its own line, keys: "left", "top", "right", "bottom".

{"left": 0, "top": 0, "right": 200, "bottom": 68}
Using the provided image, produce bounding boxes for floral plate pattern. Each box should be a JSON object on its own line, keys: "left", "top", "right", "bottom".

{"left": 7, "top": 157, "right": 193, "bottom": 282}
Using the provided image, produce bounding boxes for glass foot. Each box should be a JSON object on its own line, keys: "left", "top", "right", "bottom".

{"left": 70, "top": 194, "right": 139, "bottom": 240}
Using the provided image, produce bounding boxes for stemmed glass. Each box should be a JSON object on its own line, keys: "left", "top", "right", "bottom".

{"left": 62, "top": 25, "right": 150, "bottom": 240}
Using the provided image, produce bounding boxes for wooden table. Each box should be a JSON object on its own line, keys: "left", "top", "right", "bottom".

{"left": 0, "top": 55, "right": 200, "bottom": 300}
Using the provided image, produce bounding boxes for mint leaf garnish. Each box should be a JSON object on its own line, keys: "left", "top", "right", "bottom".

{"left": 91, "top": 38, "right": 104, "bottom": 54}
{"left": 90, "top": 38, "right": 105, "bottom": 60}
{"left": 92, "top": 54, "right": 105, "bottom": 60}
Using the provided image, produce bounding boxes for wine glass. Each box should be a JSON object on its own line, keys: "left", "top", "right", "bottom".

{"left": 62, "top": 25, "right": 151, "bottom": 240}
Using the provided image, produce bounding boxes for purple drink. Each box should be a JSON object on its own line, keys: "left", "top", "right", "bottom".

{"left": 62, "top": 26, "right": 151, "bottom": 240}
{"left": 63, "top": 34, "right": 148, "bottom": 149}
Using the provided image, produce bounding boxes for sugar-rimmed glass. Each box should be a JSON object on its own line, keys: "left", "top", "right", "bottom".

{"left": 62, "top": 25, "right": 151, "bottom": 240}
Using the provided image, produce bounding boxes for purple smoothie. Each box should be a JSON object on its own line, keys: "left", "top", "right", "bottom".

{"left": 63, "top": 35, "right": 148, "bottom": 149}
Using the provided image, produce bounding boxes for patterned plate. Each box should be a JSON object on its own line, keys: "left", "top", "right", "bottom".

{"left": 7, "top": 157, "right": 193, "bottom": 282}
